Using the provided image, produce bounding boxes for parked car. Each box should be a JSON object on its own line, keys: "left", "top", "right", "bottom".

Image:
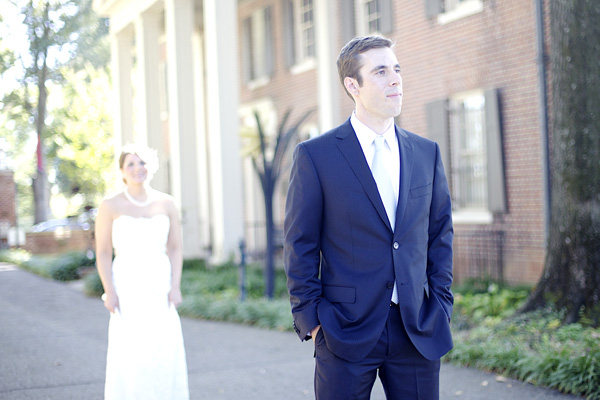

{"left": 30, "top": 209, "right": 97, "bottom": 232}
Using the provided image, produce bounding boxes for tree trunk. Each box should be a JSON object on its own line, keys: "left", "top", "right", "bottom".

{"left": 31, "top": 3, "right": 52, "bottom": 224}
{"left": 32, "top": 170, "right": 51, "bottom": 224}
{"left": 521, "top": 0, "right": 600, "bottom": 326}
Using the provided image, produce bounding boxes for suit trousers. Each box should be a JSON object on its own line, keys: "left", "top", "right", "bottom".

{"left": 314, "top": 304, "right": 440, "bottom": 400}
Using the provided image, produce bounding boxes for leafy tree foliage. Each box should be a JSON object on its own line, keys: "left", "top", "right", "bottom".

{"left": 0, "top": 0, "right": 111, "bottom": 224}
{"left": 49, "top": 65, "right": 115, "bottom": 211}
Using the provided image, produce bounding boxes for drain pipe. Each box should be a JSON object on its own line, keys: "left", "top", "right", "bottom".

{"left": 535, "top": 0, "right": 551, "bottom": 243}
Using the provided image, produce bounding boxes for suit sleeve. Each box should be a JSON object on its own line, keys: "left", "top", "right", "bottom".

{"left": 427, "top": 143, "right": 454, "bottom": 321}
{"left": 284, "top": 143, "right": 323, "bottom": 341}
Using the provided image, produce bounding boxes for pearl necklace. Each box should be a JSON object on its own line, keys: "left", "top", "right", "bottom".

{"left": 123, "top": 187, "right": 153, "bottom": 207}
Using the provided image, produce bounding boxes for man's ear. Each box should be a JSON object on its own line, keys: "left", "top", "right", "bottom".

{"left": 344, "top": 77, "right": 359, "bottom": 97}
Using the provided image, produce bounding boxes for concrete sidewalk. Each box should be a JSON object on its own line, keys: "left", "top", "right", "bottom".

{"left": 0, "top": 263, "right": 582, "bottom": 399}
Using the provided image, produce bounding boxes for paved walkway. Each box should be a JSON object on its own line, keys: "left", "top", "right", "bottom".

{"left": 0, "top": 263, "right": 582, "bottom": 399}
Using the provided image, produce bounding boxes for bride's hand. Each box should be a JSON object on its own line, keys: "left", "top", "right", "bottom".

{"left": 169, "top": 288, "right": 182, "bottom": 307}
{"left": 102, "top": 291, "right": 119, "bottom": 313}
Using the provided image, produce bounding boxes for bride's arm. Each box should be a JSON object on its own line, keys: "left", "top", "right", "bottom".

{"left": 166, "top": 197, "right": 184, "bottom": 306}
{"left": 95, "top": 199, "right": 118, "bottom": 313}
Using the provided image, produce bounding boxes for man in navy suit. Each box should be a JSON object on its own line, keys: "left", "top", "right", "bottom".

{"left": 284, "top": 35, "right": 454, "bottom": 399}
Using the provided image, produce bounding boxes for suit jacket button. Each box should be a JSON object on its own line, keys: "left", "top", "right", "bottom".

{"left": 393, "top": 242, "right": 399, "bottom": 250}
{"left": 387, "top": 282, "right": 394, "bottom": 289}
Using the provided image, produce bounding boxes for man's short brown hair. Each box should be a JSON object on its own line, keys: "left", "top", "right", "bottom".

{"left": 336, "top": 36, "right": 394, "bottom": 99}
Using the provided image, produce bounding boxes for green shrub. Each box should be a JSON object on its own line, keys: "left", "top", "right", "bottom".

{"left": 11, "top": 251, "right": 93, "bottom": 281}
{"left": 177, "top": 294, "right": 292, "bottom": 331}
{"left": 446, "top": 306, "right": 600, "bottom": 399}
{"left": 182, "top": 258, "right": 206, "bottom": 270}
{"left": 0, "top": 249, "right": 32, "bottom": 264}
{"left": 180, "top": 261, "right": 288, "bottom": 300}
{"left": 176, "top": 261, "right": 292, "bottom": 330}
{"left": 451, "top": 282, "right": 530, "bottom": 330}
{"left": 50, "top": 262, "right": 79, "bottom": 281}
{"left": 84, "top": 270, "right": 104, "bottom": 296}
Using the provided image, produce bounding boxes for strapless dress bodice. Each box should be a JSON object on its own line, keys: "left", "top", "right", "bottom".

{"left": 112, "top": 214, "right": 170, "bottom": 257}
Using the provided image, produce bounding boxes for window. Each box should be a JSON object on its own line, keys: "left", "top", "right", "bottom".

{"left": 295, "top": 0, "right": 315, "bottom": 62}
{"left": 425, "top": 0, "right": 483, "bottom": 23}
{"left": 354, "top": 0, "right": 393, "bottom": 36}
{"left": 450, "top": 93, "right": 487, "bottom": 211}
{"left": 444, "top": 0, "right": 469, "bottom": 12}
{"left": 426, "top": 89, "right": 506, "bottom": 223}
{"left": 283, "top": 0, "right": 315, "bottom": 72}
{"left": 242, "top": 7, "right": 273, "bottom": 86}
{"left": 356, "top": 0, "right": 381, "bottom": 35}
{"left": 340, "top": 0, "right": 393, "bottom": 44}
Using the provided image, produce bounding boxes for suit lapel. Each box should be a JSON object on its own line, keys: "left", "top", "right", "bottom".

{"left": 395, "top": 126, "right": 414, "bottom": 229}
{"left": 335, "top": 120, "right": 393, "bottom": 232}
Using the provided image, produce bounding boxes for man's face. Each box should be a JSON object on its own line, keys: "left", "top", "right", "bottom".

{"left": 347, "top": 47, "right": 403, "bottom": 125}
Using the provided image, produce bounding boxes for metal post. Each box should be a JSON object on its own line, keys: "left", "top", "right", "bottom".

{"left": 238, "top": 239, "right": 247, "bottom": 302}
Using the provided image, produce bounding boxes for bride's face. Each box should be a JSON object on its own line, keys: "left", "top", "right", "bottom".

{"left": 121, "top": 153, "right": 148, "bottom": 185}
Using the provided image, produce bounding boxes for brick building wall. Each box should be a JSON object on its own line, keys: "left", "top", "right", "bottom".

{"left": 238, "top": 0, "right": 320, "bottom": 254}
{"left": 0, "top": 170, "right": 16, "bottom": 225}
{"left": 239, "top": 0, "right": 319, "bottom": 127}
{"left": 23, "top": 230, "right": 94, "bottom": 255}
{"left": 237, "top": 0, "right": 551, "bottom": 285}
{"left": 0, "top": 170, "right": 16, "bottom": 248}
{"left": 384, "top": 1, "right": 548, "bottom": 284}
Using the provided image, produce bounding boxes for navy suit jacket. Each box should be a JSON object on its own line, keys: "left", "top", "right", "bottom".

{"left": 284, "top": 118, "right": 454, "bottom": 362}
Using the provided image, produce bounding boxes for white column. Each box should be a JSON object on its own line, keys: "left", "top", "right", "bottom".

{"left": 203, "top": 0, "right": 244, "bottom": 262}
{"left": 111, "top": 27, "right": 135, "bottom": 149}
{"left": 135, "top": 10, "right": 169, "bottom": 192}
{"left": 164, "top": 0, "right": 203, "bottom": 258}
{"left": 191, "top": 30, "right": 211, "bottom": 257}
{"left": 315, "top": 0, "right": 341, "bottom": 131}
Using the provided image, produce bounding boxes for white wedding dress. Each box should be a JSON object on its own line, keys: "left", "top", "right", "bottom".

{"left": 104, "top": 214, "right": 189, "bottom": 400}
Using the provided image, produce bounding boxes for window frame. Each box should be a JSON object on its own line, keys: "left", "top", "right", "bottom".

{"left": 448, "top": 90, "right": 492, "bottom": 223}
{"left": 355, "top": 0, "right": 382, "bottom": 36}
{"left": 293, "top": 0, "right": 315, "bottom": 65}
{"left": 426, "top": 89, "right": 506, "bottom": 225}
{"left": 242, "top": 7, "right": 273, "bottom": 89}
{"left": 438, "top": 0, "right": 483, "bottom": 25}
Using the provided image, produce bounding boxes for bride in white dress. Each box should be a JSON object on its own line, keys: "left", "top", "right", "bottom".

{"left": 95, "top": 145, "right": 189, "bottom": 400}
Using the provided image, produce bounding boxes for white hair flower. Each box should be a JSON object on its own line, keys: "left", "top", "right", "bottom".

{"left": 120, "top": 143, "right": 159, "bottom": 176}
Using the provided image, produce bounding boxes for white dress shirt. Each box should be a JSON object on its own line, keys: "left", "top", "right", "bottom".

{"left": 350, "top": 112, "right": 400, "bottom": 205}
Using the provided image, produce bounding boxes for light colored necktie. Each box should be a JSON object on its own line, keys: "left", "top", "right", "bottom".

{"left": 372, "top": 136, "right": 397, "bottom": 229}
{"left": 372, "top": 135, "right": 399, "bottom": 304}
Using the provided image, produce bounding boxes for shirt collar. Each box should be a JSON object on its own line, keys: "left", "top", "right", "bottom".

{"left": 350, "top": 111, "right": 397, "bottom": 151}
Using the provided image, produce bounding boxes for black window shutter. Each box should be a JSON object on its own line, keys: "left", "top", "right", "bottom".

{"left": 485, "top": 88, "right": 507, "bottom": 214}
{"left": 425, "top": 0, "right": 443, "bottom": 19}
{"left": 380, "top": 0, "right": 394, "bottom": 34}
{"left": 265, "top": 6, "right": 274, "bottom": 77}
{"left": 242, "top": 17, "right": 253, "bottom": 82}
{"left": 282, "top": 0, "right": 295, "bottom": 67}
{"left": 425, "top": 99, "right": 450, "bottom": 177}
{"left": 341, "top": 0, "right": 356, "bottom": 44}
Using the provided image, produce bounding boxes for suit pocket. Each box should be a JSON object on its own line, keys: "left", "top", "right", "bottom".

{"left": 322, "top": 285, "right": 356, "bottom": 303}
{"left": 410, "top": 183, "right": 432, "bottom": 199}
